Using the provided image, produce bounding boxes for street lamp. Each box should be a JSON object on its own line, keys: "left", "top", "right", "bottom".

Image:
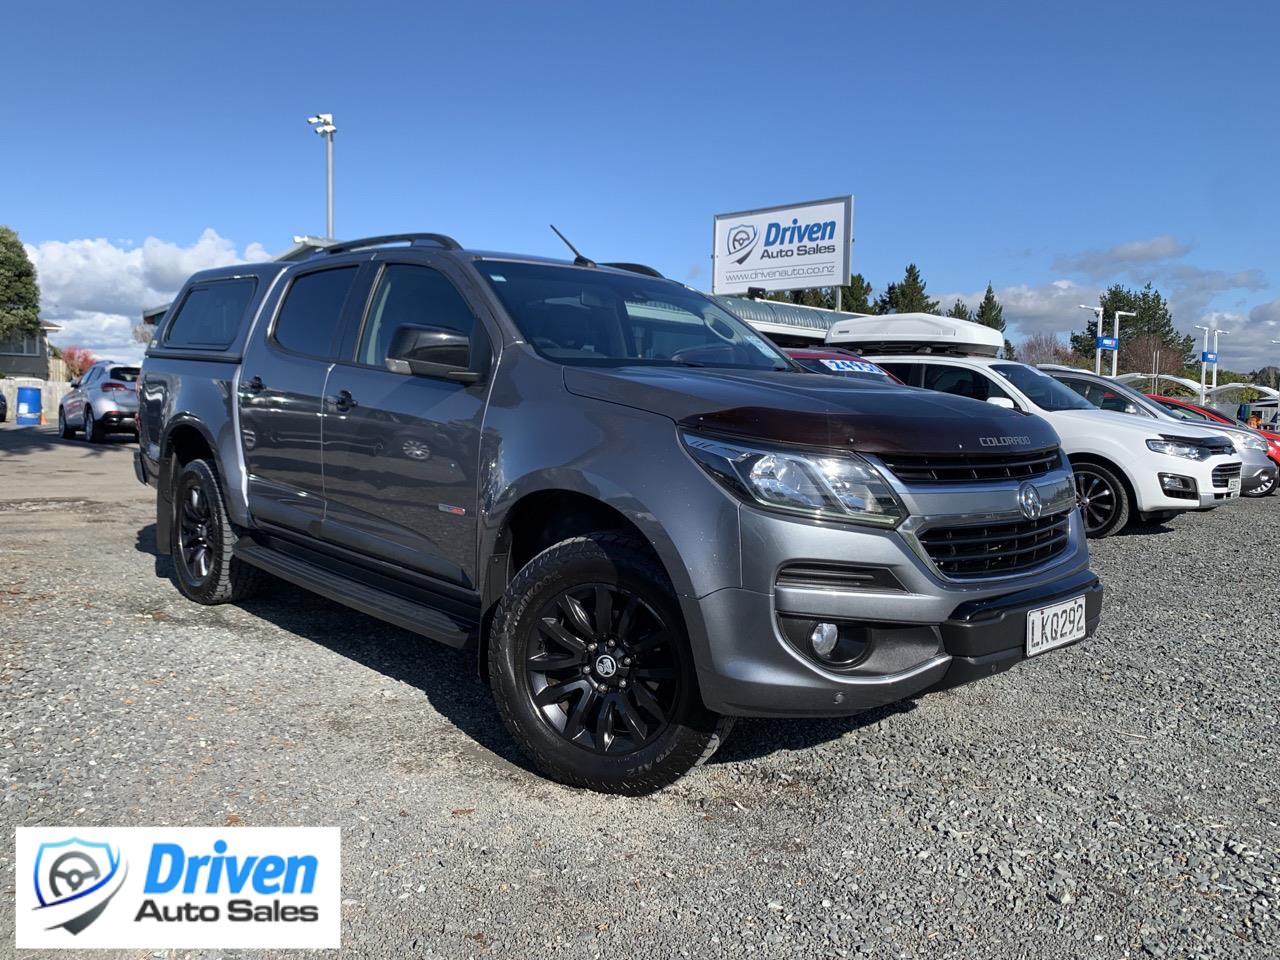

{"left": 1211, "top": 328, "right": 1229, "bottom": 390}
{"left": 306, "top": 113, "right": 337, "bottom": 239}
{"left": 1079, "top": 304, "right": 1104, "bottom": 375}
{"left": 1195, "top": 324, "right": 1211, "bottom": 403}
{"left": 1112, "top": 311, "right": 1137, "bottom": 378}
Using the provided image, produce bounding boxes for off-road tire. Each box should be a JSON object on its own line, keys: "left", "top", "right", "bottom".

{"left": 170, "top": 458, "right": 267, "bottom": 605}
{"left": 489, "top": 532, "right": 733, "bottom": 794}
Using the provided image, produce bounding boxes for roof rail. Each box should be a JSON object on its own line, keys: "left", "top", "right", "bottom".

{"left": 321, "top": 233, "right": 462, "bottom": 255}
{"left": 600, "top": 261, "right": 664, "bottom": 278}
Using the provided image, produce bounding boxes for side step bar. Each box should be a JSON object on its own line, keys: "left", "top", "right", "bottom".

{"left": 233, "top": 539, "right": 474, "bottom": 648}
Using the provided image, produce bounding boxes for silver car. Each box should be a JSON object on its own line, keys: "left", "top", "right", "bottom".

{"left": 1043, "top": 365, "right": 1277, "bottom": 497}
{"left": 58, "top": 361, "right": 140, "bottom": 442}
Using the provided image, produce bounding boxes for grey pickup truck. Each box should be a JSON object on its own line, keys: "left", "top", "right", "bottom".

{"left": 136, "top": 233, "right": 1103, "bottom": 794}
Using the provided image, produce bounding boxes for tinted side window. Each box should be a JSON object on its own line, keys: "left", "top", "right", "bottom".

{"left": 922, "top": 365, "right": 1010, "bottom": 402}
{"left": 878, "top": 361, "right": 918, "bottom": 385}
{"left": 164, "top": 279, "right": 257, "bottom": 350}
{"left": 357, "top": 264, "right": 475, "bottom": 366}
{"left": 274, "top": 267, "right": 359, "bottom": 359}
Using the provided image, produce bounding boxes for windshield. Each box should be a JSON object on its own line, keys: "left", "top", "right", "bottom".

{"left": 793, "top": 356, "right": 893, "bottom": 382}
{"left": 476, "top": 260, "right": 791, "bottom": 370}
{"left": 1063, "top": 375, "right": 1164, "bottom": 418}
{"left": 992, "top": 363, "right": 1094, "bottom": 412}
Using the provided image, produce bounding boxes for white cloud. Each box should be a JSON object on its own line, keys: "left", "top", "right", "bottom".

{"left": 934, "top": 280, "right": 1102, "bottom": 343}
{"left": 25, "top": 229, "right": 267, "bottom": 366}
{"left": 1053, "top": 235, "right": 1192, "bottom": 277}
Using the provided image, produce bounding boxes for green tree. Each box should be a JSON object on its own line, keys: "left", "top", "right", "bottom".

{"left": 875, "top": 264, "right": 939, "bottom": 314}
{"left": 0, "top": 226, "right": 40, "bottom": 341}
{"left": 766, "top": 273, "right": 877, "bottom": 313}
{"left": 835, "top": 273, "right": 876, "bottom": 314}
{"left": 946, "top": 299, "right": 971, "bottom": 321}
{"left": 1069, "top": 283, "right": 1194, "bottom": 368}
{"left": 972, "top": 283, "right": 1014, "bottom": 359}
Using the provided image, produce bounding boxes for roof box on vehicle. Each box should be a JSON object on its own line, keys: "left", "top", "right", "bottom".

{"left": 825, "top": 313, "right": 1003, "bottom": 357}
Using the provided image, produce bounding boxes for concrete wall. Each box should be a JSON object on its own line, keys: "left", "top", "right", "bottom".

{"left": 0, "top": 379, "right": 72, "bottom": 423}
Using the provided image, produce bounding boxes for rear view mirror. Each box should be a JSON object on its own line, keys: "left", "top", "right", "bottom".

{"left": 986, "top": 397, "right": 1015, "bottom": 410}
{"left": 386, "top": 324, "right": 479, "bottom": 383}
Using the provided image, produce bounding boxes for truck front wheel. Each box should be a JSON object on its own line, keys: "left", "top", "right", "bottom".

{"left": 170, "top": 459, "right": 266, "bottom": 605}
{"left": 488, "top": 532, "right": 732, "bottom": 794}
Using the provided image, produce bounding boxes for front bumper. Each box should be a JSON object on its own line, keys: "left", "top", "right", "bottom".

{"left": 686, "top": 473, "right": 1100, "bottom": 717}
{"left": 688, "top": 568, "right": 1102, "bottom": 717}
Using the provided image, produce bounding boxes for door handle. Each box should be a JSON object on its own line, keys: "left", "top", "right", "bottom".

{"left": 331, "top": 389, "right": 357, "bottom": 413}
{"left": 245, "top": 375, "right": 265, "bottom": 393}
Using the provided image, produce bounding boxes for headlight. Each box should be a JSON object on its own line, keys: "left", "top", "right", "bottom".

{"left": 1235, "top": 433, "right": 1269, "bottom": 453}
{"left": 1146, "top": 438, "right": 1211, "bottom": 461}
{"left": 682, "top": 431, "right": 905, "bottom": 527}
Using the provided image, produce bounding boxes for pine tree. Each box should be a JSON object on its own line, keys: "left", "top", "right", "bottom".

{"left": 764, "top": 273, "right": 876, "bottom": 313}
{"left": 874, "top": 264, "right": 939, "bottom": 314}
{"left": 972, "top": 284, "right": 1014, "bottom": 358}
{"left": 1068, "top": 283, "right": 1194, "bottom": 367}
{"left": 0, "top": 226, "right": 40, "bottom": 341}
{"left": 836, "top": 274, "right": 875, "bottom": 313}
{"left": 947, "top": 299, "right": 971, "bottom": 321}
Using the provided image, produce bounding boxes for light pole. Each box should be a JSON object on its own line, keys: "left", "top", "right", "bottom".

{"left": 1195, "top": 324, "right": 1211, "bottom": 403}
{"left": 1211, "top": 328, "right": 1229, "bottom": 390}
{"left": 306, "top": 113, "right": 337, "bottom": 239}
{"left": 1079, "top": 304, "right": 1104, "bottom": 375}
{"left": 1112, "top": 310, "right": 1137, "bottom": 378}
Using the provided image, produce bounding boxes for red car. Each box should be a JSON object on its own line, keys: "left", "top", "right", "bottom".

{"left": 1148, "top": 394, "right": 1280, "bottom": 468}
{"left": 786, "top": 348, "right": 902, "bottom": 384}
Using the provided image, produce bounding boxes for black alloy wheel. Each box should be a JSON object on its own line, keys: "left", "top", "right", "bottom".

{"left": 526, "top": 583, "right": 679, "bottom": 755}
{"left": 1072, "top": 462, "right": 1130, "bottom": 538}
{"left": 169, "top": 459, "right": 266, "bottom": 605}
{"left": 489, "top": 532, "right": 732, "bottom": 794}
{"left": 177, "top": 479, "right": 215, "bottom": 583}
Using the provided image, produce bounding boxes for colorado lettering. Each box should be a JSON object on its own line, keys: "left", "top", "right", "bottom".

{"left": 143, "top": 839, "right": 317, "bottom": 895}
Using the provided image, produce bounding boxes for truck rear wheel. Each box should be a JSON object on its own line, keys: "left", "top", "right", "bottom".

{"left": 170, "top": 459, "right": 266, "bottom": 605}
{"left": 488, "top": 532, "right": 733, "bottom": 794}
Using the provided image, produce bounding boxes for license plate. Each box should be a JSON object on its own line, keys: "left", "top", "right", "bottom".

{"left": 1228, "top": 478, "right": 1241, "bottom": 496}
{"left": 1026, "top": 595, "right": 1087, "bottom": 657}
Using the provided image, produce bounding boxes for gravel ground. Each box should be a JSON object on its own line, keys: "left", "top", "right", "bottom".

{"left": 1, "top": 424, "right": 1277, "bottom": 959}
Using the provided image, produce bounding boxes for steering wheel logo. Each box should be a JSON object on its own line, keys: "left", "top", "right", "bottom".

{"left": 33, "top": 837, "right": 127, "bottom": 935}
{"left": 726, "top": 224, "right": 759, "bottom": 264}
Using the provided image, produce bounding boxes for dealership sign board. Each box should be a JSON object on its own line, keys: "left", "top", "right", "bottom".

{"left": 713, "top": 196, "right": 853, "bottom": 295}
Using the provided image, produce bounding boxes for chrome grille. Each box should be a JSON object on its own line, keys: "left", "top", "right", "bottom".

{"left": 879, "top": 447, "right": 1060, "bottom": 484}
{"left": 1212, "top": 463, "right": 1242, "bottom": 488}
{"left": 918, "top": 511, "right": 1071, "bottom": 579}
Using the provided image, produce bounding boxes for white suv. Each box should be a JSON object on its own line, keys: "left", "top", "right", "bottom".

{"left": 824, "top": 315, "right": 1243, "bottom": 538}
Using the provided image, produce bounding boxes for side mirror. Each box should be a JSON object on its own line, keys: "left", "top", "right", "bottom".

{"left": 986, "top": 396, "right": 1015, "bottom": 410}
{"left": 69, "top": 380, "right": 80, "bottom": 389}
{"left": 386, "top": 324, "right": 479, "bottom": 384}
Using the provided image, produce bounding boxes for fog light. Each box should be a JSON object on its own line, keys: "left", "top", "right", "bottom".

{"left": 810, "top": 622, "right": 840, "bottom": 658}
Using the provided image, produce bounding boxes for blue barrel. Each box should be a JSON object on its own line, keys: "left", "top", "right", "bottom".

{"left": 15, "top": 386, "right": 41, "bottom": 425}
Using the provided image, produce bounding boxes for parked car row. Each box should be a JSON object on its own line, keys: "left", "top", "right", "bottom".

{"left": 808, "top": 314, "right": 1250, "bottom": 539}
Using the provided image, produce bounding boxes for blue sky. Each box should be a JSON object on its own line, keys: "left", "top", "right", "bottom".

{"left": 5, "top": 0, "right": 1280, "bottom": 366}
